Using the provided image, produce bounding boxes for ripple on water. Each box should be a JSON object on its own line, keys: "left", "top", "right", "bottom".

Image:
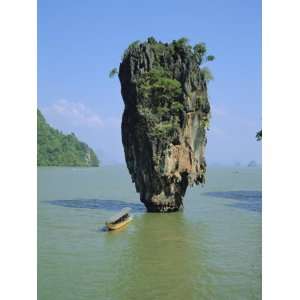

{"left": 46, "top": 198, "right": 145, "bottom": 213}
{"left": 203, "top": 191, "right": 262, "bottom": 213}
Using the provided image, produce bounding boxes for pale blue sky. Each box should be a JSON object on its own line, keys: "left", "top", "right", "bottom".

{"left": 38, "top": 0, "right": 261, "bottom": 165}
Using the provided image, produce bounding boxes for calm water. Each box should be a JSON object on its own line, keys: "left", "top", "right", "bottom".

{"left": 38, "top": 166, "right": 261, "bottom": 300}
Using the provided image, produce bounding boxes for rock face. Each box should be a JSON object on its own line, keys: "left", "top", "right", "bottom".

{"left": 119, "top": 38, "right": 211, "bottom": 212}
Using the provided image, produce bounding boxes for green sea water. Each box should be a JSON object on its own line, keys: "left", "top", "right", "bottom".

{"left": 38, "top": 166, "right": 261, "bottom": 300}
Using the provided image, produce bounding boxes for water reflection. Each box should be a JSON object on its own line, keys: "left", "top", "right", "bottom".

{"left": 105, "top": 213, "right": 211, "bottom": 300}
{"left": 204, "top": 191, "right": 262, "bottom": 212}
{"left": 47, "top": 199, "right": 145, "bottom": 213}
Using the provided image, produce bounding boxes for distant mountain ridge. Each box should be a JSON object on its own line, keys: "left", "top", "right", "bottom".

{"left": 37, "top": 109, "right": 99, "bottom": 167}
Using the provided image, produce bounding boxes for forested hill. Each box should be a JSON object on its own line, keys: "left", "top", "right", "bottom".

{"left": 37, "top": 109, "right": 99, "bottom": 167}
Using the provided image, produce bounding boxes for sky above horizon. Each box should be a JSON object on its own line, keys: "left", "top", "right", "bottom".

{"left": 38, "top": 0, "right": 261, "bottom": 165}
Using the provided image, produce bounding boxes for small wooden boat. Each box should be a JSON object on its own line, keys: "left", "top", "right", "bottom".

{"left": 105, "top": 208, "right": 132, "bottom": 230}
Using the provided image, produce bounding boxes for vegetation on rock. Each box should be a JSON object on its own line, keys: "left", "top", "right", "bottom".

{"left": 256, "top": 130, "right": 262, "bottom": 141}
{"left": 37, "top": 109, "right": 99, "bottom": 167}
{"left": 109, "top": 68, "right": 118, "bottom": 78}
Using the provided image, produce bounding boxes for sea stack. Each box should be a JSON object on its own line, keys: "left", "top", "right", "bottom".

{"left": 118, "top": 37, "right": 213, "bottom": 212}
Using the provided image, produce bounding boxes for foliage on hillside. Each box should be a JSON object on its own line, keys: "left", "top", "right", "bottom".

{"left": 37, "top": 109, "right": 99, "bottom": 167}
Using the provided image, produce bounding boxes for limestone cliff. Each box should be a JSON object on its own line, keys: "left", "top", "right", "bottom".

{"left": 118, "top": 37, "right": 213, "bottom": 212}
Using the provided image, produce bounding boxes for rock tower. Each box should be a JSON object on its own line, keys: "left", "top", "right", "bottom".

{"left": 118, "top": 37, "right": 212, "bottom": 212}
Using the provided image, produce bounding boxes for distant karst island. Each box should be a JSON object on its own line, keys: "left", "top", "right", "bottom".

{"left": 37, "top": 109, "right": 99, "bottom": 167}
{"left": 248, "top": 160, "right": 258, "bottom": 167}
{"left": 111, "top": 37, "right": 214, "bottom": 212}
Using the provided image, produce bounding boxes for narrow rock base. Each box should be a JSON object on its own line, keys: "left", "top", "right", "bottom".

{"left": 143, "top": 200, "right": 183, "bottom": 213}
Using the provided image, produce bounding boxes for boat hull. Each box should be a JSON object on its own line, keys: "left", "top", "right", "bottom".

{"left": 106, "top": 216, "right": 132, "bottom": 230}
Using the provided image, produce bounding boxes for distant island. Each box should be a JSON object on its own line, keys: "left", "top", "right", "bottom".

{"left": 37, "top": 109, "right": 99, "bottom": 167}
{"left": 248, "top": 160, "right": 257, "bottom": 167}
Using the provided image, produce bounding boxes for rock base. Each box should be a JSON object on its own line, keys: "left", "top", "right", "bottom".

{"left": 142, "top": 194, "right": 183, "bottom": 212}
{"left": 144, "top": 202, "right": 182, "bottom": 213}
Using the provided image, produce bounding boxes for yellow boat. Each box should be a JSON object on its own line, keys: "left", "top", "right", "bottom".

{"left": 105, "top": 208, "right": 133, "bottom": 230}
